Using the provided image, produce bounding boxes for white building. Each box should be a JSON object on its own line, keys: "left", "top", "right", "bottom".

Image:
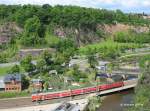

{"left": 0, "top": 76, "right": 5, "bottom": 91}
{"left": 96, "top": 61, "right": 110, "bottom": 72}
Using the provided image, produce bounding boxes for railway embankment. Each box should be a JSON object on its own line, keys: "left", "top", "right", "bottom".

{"left": 0, "top": 99, "right": 88, "bottom": 111}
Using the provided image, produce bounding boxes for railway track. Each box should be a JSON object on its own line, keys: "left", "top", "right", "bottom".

{"left": 0, "top": 94, "right": 89, "bottom": 109}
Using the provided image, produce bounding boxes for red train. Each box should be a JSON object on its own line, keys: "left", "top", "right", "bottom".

{"left": 31, "top": 81, "right": 124, "bottom": 101}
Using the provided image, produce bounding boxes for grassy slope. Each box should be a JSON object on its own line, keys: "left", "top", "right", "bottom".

{"left": 79, "top": 40, "right": 142, "bottom": 55}
{"left": 0, "top": 91, "right": 30, "bottom": 99}
{"left": 0, "top": 66, "right": 13, "bottom": 76}
{"left": 0, "top": 65, "right": 25, "bottom": 76}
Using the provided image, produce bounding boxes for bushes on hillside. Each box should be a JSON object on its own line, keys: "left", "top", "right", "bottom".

{"left": 21, "top": 16, "right": 46, "bottom": 46}
{"left": 114, "top": 31, "right": 150, "bottom": 44}
{"left": 128, "top": 57, "right": 150, "bottom": 111}
{"left": 79, "top": 41, "right": 141, "bottom": 59}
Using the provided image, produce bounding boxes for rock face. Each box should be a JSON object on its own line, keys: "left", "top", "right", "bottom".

{"left": 52, "top": 23, "right": 149, "bottom": 46}
{"left": 0, "top": 22, "right": 149, "bottom": 45}
{"left": 98, "top": 23, "right": 149, "bottom": 35}
{"left": 53, "top": 26, "right": 102, "bottom": 46}
{"left": 0, "top": 22, "right": 22, "bottom": 44}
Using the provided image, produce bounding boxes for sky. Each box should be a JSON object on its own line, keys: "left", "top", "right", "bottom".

{"left": 0, "top": 0, "right": 150, "bottom": 14}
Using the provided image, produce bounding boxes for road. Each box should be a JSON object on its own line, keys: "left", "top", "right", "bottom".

{"left": 0, "top": 61, "right": 36, "bottom": 67}
{"left": 0, "top": 62, "right": 19, "bottom": 67}
{"left": 112, "top": 70, "right": 140, "bottom": 75}
{"left": 119, "top": 52, "right": 150, "bottom": 59}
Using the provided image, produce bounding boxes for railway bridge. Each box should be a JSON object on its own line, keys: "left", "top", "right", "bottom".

{"left": 96, "top": 79, "right": 137, "bottom": 96}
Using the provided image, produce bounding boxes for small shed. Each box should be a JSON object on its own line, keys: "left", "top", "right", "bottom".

{"left": 64, "top": 77, "right": 74, "bottom": 84}
{"left": 69, "top": 58, "right": 89, "bottom": 71}
{"left": 96, "top": 61, "right": 110, "bottom": 72}
{"left": 31, "top": 79, "right": 43, "bottom": 92}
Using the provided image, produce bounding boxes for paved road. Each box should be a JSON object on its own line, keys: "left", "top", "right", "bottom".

{"left": 0, "top": 62, "right": 19, "bottom": 67}
{"left": 119, "top": 52, "right": 150, "bottom": 59}
{"left": 0, "top": 61, "right": 36, "bottom": 67}
{"left": 125, "top": 47, "right": 150, "bottom": 53}
{"left": 112, "top": 71, "right": 140, "bottom": 75}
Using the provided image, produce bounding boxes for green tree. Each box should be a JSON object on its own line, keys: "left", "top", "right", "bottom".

{"left": 88, "top": 55, "right": 98, "bottom": 69}
{"left": 43, "top": 81, "right": 49, "bottom": 91}
{"left": 0, "top": 54, "right": 7, "bottom": 63}
{"left": 15, "top": 5, "right": 38, "bottom": 26}
{"left": 21, "top": 16, "right": 44, "bottom": 46}
{"left": 22, "top": 74, "right": 30, "bottom": 90}
{"left": 20, "top": 55, "right": 36, "bottom": 73}
{"left": 87, "top": 96, "right": 101, "bottom": 111}
{"left": 36, "top": 59, "right": 47, "bottom": 73}
{"left": 42, "top": 51, "right": 53, "bottom": 65}
{"left": 128, "top": 56, "right": 150, "bottom": 111}
{"left": 55, "top": 39, "right": 76, "bottom": 53}
{"left": 65, "top": 65, "right": 87, "bottom": 82}
{"left": 8, "top": 65, "right": 20, "bottom": 74}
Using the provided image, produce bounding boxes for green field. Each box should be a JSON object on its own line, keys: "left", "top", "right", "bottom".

{"left": 0, "top": 66, "right": 13, "bottom": 76}
{"left": 0, "top": 91, "right": 30, "bottom": 99}
{"left": 0, "top": 65, "right": 26, "bottom": 76}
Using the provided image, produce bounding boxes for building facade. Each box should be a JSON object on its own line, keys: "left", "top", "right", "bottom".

{"left": 4, "top": 74, "right": 21, "bottom": 92}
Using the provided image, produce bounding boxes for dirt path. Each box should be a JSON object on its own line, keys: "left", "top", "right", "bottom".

{"left": 0, "top": 97, "right": 33, "bottom": 109}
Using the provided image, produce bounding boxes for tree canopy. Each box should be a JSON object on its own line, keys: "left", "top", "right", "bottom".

{"left": 1, "top": 4, "right": 149, "bottom": 35}
{"left": 21, "top": 16, "right": 45, "bottom": 46}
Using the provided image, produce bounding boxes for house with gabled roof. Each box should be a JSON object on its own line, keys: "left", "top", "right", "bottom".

{"left": 4, "top": 74, "right": 22, "bottom": 92}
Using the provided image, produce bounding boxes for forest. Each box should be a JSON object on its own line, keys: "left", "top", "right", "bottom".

{"left": 0, "top": 4, "right": 150, "bottom": 47}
